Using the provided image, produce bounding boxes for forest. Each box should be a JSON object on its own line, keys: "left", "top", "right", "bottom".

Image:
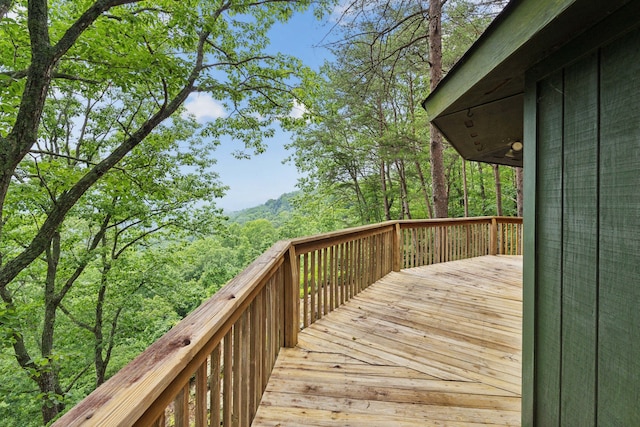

{"left": 0, "top": 0, "right": 516, "bottom": 424}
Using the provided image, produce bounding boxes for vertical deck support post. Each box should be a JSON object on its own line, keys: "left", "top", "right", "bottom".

{"left": 490, "top": 217, "right": 498, "bottom": 255}
{"left": 284, "top": 244, "right": 299, "bottom": 348}
{"left": 393, "top": 222, "right": 402, "bottom": 272}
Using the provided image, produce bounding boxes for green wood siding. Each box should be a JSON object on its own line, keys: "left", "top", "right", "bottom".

{"left": 521, "top": 77, "right": 537, "bottom": 427}
{"left": 598, "top": 29, "right": 640, "bottom": 425}
{"left": 535, "top": 70, "right": 564, "bottom": 426}
{"left": 560, "top": 54, "right": 598, "bottom": 426}
{"left": 531, "top": 28, "right": 640, "bottom": 425}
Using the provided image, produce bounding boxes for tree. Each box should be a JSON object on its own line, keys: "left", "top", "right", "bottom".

{"left": 515, "top": 166, "right": 523, "bottom": 216}
{"left": 0, "top": 0, "right": 329, "bottom": 422}
{"left": 429, "top": 0, "right": 447, "bottom": 217}
{"left": 290, "top": 0, "right": 509, "bottom": 223}
{"left": 0, "top": 89, "right": 225, "bottom": 422}
{"left": 493, "top": 164, "right": 503, "bottom": 215}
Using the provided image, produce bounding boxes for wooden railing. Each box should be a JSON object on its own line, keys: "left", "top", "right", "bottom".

{"left": 399, "top": 216, "right": 523, "bottom": 268}
{"left": 53, "top": 216, "right": 521, "bottom": 427}
{"left": 294, "top": 223, "right": 396, "bottom": 329}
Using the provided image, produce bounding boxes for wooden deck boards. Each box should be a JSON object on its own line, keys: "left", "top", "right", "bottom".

{"left": 252, "top": 255, "right": 522, "bottom": 426}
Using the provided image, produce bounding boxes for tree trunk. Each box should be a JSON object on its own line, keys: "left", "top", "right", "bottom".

{"left": 407, "top": 68, "right": 433, "bottom": 219}
{"left": 38, "top": 371, "right": 65, "bottom": 424}
{"left": 493, "top": 164, "right": 503, "bottom": 216}
{"left": 94, "top": 240, "right": 110, "bottom": 387}
{"left": 40, "top": 232, "right": 65, "bottom": 423}
{"left": 477, "top": 162, "right": 487, "bottom": 213}
{"left": 515, "top": 166, "right": 524, "bottom": 216}
{"left": 415, "top": 161, "right": 433, "bottom": 218}
{"left": 395, "top": 159, "right": 411, "bottom": 219}
{"left": 380, "top": 160, "right": 392, "bottom": 220}
{"left": 348, "top": 167, "right": 370, "bottom": 223}
{"left": 462, "top": 159, "right": 469, "bottom": 217}
{"left": 429, "top": 0, "right": 448, "bottom": 218}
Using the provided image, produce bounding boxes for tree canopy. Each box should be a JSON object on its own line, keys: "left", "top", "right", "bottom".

{"left": 0, "top": 0, "right": 331, "bottom": 423}
{"left": 289, "top": 0, "right": 515, "bottom": 223}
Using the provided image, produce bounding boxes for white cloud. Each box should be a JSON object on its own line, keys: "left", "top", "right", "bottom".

{"left": 183, "top": 93, "right": 226, "bottom": 123}
{"left": 289, "top": 99, "right": 307, "bottom": 119}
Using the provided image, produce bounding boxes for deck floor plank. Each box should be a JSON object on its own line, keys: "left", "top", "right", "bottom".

{"left": 252, "top": 255, "right": 522, "bottom": 426}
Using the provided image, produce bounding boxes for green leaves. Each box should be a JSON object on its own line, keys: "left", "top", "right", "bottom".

{"left": 1, "top": 0, "right": 342, "bottom": 423}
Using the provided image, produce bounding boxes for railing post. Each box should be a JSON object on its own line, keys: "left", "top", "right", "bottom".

{"left": 393, "top": 222, "right": 402, "bottom": 272}
{"left": 490, "top": 217, "right": 498, "bottom": 255}
{"left": 284, "top": 245, "right": 299, "bottom": 348}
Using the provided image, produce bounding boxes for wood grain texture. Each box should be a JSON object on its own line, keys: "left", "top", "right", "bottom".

{"left": 253, "top": 256, "right": 522, "bottom": 426}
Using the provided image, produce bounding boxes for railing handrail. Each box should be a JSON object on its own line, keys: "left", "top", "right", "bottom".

{"left": 291, "top": 221, "right": 397, "bottom": 254}
{"left": 53, "top": 216, "right": 522, "bottom": 426}
{"left": 397, "top": 215, "right": 517, "bottom": 226}
{"left": 54, "top": 241, "right": 292, "bottom": 426}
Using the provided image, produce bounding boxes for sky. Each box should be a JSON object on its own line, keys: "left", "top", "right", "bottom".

{"left": 182, "top": 9, "right": 336, "bottom": 213}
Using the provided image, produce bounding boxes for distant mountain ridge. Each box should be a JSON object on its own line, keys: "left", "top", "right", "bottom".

{"left": 227, "top": 191, "right": 299, "bottom": 225}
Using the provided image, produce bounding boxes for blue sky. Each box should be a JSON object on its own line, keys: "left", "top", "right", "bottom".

{"left": 183, "top": 9, "right": 335, "bottom": 213}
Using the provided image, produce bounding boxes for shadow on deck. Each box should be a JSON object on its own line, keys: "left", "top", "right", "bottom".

{"left": 253, "top": 255, "right": 523, "bottom": 426}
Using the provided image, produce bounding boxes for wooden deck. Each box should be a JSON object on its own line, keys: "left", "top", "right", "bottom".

{"left": 252, "top": 255, "right": 522, "bottom": 426}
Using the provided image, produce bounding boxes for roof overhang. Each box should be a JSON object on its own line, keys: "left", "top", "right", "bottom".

{"left": 422, "top": 0, "right": 633, "bottom": 167}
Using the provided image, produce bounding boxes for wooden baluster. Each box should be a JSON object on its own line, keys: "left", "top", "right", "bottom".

{"left": 284, "top": 247, "right": 299, "bottom": 348}
{"left": 349, "top": 241, "right": 358, "bottom": 299}
{"left": 329, "top": 245, "right": 335, "bottom": 311}
{"left": 195, "top": 361, "right": 207, "bottom": 427}
{"left": 434, "top": 226, "right": 440, "bottom": 263}
{"left": 360, "top": 237, "right": 364, "bottom": 289}
{"left": 278, "top": 266, "right": 283, "bottom": 349}
{"left": 322, "top": 248, "right": 328, "bottom": 315}
{"left": 241, "top": 312, "right": 250, "bottom": 426}
{"left": 174, "top": 383, "right": 189, "bottom": 427}
{"left": 519, "top": 222, "right": 523, "bottom": 254}
{"left": 356, "top": 239, "right": 361, "bottom": 294}
{"left": 393, "top": 224, "right": 401, "bottom": 272}
{"left": 316, "top": 250, "right": 323, "bottom": 318}
{"left": 311, "top": 250, "right": 318, "bottom": 321}
{"left": 364, "top": 236, "right": 369, "bottom": 288}
{"left": 344, "top": 241, "right": 350, "bottom": 301}
{"left": 340, "top": 242, "right": 345, "bottom": 303}
{"left": 223, "top": 330, "right": 232, "bottom": 426}
{"left": 302, "top": 253, "right": 309, "bottom": 328}
{"left": 249, "top": 300, "right": 258, "bottom": 419}
{"left": 420, "top": 227, "right": 425, "bottom": 266}
{"left": 261, "top": 286, "right": 269, "bottom": 394}
{"left": 340, "top": 242, "right": 346, "bottom": 304}
{"left": 210, "top": 344, "right": 221, "bottom": 427}
{"left": 386, "top": 230, "right": 390, "bottom": 272}
{"left": 232, "top": 321, "right": 241, "bottom": 427}
{"left": 424, "top": 227, "right": 430, "bottom": 265}
{"left": 372, "top": 234, "right": 377, "bottom": 282}
{"left": 448, "top": 226, "right": 452, "bottom": 261}
{"left": 453, "top": 225, "right": 458, "bottom": 260}
{"left": 152, "top": 411, "right": 165, "bottom": 427}
{"left": 254, "top": 292, "right": 264, "bottom": 398}
{"left": 334, "top": 245, "right": 340, "bottom": 305}
{"left": 490, "top": 218, "right": 498, "bottom": 255}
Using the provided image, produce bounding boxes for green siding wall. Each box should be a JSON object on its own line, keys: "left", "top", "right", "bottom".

{"left": 597, "top": 29, "right": 640, "bottom": 425}
{"left": 560, "top": 53, "right": 598, "bottom": 426}
{"left": 532, "top": 29, "right": 640, "bottom": 425}
{"left": 535, "top": 70, "right": 563, "bottom": 426}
